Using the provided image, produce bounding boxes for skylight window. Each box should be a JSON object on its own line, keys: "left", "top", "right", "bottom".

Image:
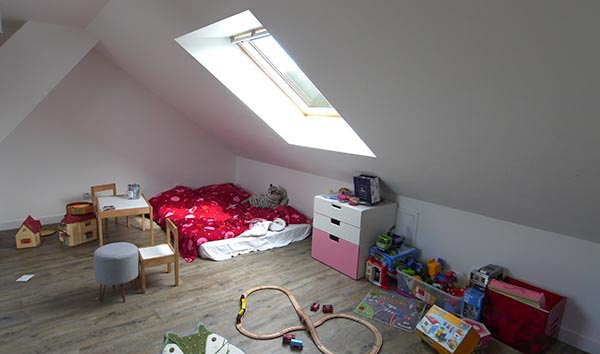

{"left": 175, "top": 10, "right": 375, "bottom": 157}
{"left": 233, "top": 29, "right": 338, "bottom": 117}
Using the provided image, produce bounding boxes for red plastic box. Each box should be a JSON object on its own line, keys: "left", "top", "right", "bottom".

{"left": 483, "top": 277, "right": 566, "bottom": 354}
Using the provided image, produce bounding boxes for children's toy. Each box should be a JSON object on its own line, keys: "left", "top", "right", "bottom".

{"left": 236, "top": 285, "right": 382, "bottom": 354}
{"left": 365, "top": 257, "right": 391, "bottom": 290}
{"left": 461, "top": 287, "right": 485, "bottom": 321}
{"left": 322, "top": 304, "right": 334, "bottom": 314}
{"left": 236, "top": 295, "right": 246, "bottom": 324}
{"left": 416, "top": 305, "right": 479, "bottom": 354}
{"left": 15, "top": 215, "right": 42, "bottom": 249}
{"left": 427, "top": 259, "right": 442, "bottom": 278}
{"left": 336, "top": 187, "right": 353, "bottom": 203}
{"left": 370, "top": 245, "right": 419, "bottom": 274}
{"left": 375, "top": 234, "right": 393, "bottom": 251}
{"left": 244, "top": 184, "right": 289, "bottom": 208}
{"left": 434, "top": 271, "right": 457, "bottom": 292}
{"left": 289, "top": 338, "right": 304, "bottom": 350}
{"left": 283, "top": 333, "right": 296, "bottom": 344}
{"left": 59, "top": 213, "right": 97, "bottom": 247}
{"left": 470, "top": 264, "right": 503, "bottom": 291}
{"left": 161, "top": 322, "right": 245, "bottom": 354}
{"left": 310, "top": 303, "right": 320, "bottom": 312}
{"left": 463, "top": 319, "right": 491, "bottom": 354}
{"left": 355, "top": 288, "right": 426, "bottom": 332}
{"left": 348, "top": 196, "right": 360, "bottom": 206}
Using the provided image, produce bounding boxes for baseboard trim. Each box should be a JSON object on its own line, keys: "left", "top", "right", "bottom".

{"left": 0, "top": 214, "right": 64, "bottom": 231}
{"left": 559, "top": 325, "right": 599, "bottom": 353}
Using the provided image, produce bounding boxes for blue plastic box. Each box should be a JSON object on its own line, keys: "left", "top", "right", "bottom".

{"left": 369, "top": 245, "right": 419, "bottom": 272}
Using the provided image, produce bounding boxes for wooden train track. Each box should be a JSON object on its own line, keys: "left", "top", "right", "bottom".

{"left": 235, "top": 285, "right": 383, "bottom": 354}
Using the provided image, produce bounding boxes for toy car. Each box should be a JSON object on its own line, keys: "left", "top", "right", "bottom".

{"left": 282, "top": 333, "right": 296, "bottom": 344}
{"left": 376, "top": 234, "right": 393, "bottom": 251}
{"left": 322, "top": 304, "right": 333, "bottom": 313}
{"left": 310, "top": 302, "right": 320, "bottom": 312}
{"left": 290, "top": 338, "right": 303, "bottom": 350}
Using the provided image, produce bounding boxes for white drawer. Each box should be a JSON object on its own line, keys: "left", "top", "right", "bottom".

{"left": 313, "top": 212, "right": 360, "bottom": 245}
{"left": 314, "top": 196, "right": 362, "bottom": 228}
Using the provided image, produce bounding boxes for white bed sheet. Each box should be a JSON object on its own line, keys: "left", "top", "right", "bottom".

{"left": 198, "top": 223, "right": 312, "bottom": 261}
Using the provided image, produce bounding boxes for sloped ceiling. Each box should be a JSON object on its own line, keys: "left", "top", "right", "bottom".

{"left": 2, "top": 0, "right": 599, "bottom": 243}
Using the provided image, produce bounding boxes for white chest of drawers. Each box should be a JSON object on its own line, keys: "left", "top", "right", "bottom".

{"left": 311, "top": 195, "right": 397, "bottom": 279}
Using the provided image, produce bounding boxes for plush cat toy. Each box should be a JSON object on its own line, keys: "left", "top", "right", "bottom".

{"left": 245, "top": 184, "right": 289, "bottom": 209}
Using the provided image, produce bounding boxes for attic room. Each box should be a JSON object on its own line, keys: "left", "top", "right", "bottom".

{"left": 0, "top": 0, "right": 598, "bottom": 353}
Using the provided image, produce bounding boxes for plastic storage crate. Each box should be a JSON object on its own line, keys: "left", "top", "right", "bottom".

{"left": 396, "top": 269, "right": 464, "bottom": 315}
{"left": 483, "top": 277, "right": 566, "bottom": 354}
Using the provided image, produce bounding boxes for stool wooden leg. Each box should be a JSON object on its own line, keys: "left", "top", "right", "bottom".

{"left": 99, "top": 284, "right": 106, "bottom": 302}
{"left": 120, "top": 284, "right": 126, "bottom": 303}
{"left": 130, "top": 280, "right": 137, "bottom": 291}
{"left": 167, "top": 263, "right": 172, "bottom": 273}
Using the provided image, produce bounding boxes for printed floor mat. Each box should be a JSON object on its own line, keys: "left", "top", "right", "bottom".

{"left": 354, "top": 288, "right": 426, "bottom": 332}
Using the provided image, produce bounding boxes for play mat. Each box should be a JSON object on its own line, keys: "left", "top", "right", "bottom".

{"left": 355, "top": 288, "right": 426, "bottom": 332}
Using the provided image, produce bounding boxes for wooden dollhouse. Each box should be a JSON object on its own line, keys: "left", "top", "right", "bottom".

{"left": 15, "top": 215, "right": 42, "bottom": 249}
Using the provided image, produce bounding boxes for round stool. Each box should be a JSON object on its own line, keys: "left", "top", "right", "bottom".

{"left": 94, "top": 242, "right": 139, "bottom": 302}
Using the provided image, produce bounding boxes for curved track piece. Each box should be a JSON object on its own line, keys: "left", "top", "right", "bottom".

{"left": 235, "top": 285, "right": 383, "bottom": 354}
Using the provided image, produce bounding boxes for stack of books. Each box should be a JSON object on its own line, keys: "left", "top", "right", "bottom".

{"left": 488, "top": 279, "right": 546, "bottom": 309}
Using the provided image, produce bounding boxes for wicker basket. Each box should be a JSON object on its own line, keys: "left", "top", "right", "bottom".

{"left": 66, "top": 202, "right": 94, "bottom": 216}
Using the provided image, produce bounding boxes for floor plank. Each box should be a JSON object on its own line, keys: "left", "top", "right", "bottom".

{"left": 0, "top": 218, "right": 588, "bottom": 353}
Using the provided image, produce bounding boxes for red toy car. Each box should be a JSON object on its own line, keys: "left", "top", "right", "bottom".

{"left": 283, "top": 333, "right": 296, "bottom": 344}
{"left": 310, "top": 303, "right": 320, "bottom": 312}
{"left": 322, "top": 304, "right": 334, "bottom": 313}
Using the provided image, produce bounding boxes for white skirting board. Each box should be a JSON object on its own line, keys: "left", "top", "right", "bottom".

{"left": 559, "top": 326, "right": 599, "bottom": 354}
{"left": 0, "top": 214, "right": 64, "bottom": 231}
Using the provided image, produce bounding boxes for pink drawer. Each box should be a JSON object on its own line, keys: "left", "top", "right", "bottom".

{"left": 311, "top": 228, "right": 359, "bottom": 279}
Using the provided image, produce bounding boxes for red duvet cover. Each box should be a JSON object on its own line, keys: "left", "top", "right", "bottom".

{"left": 149, "top": 183, "right": 310, "bottom": 262}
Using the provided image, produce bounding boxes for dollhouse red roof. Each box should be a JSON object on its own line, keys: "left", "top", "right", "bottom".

{"left": 21, "top": 215, "right": 42, "bottom": 234}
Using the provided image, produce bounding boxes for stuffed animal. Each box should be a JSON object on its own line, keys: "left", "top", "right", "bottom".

{"left": 245, "top": 184, "right": 289, "bottom": 208}
{"left": 160, "top": 322, "right": 245, "bottom": 354}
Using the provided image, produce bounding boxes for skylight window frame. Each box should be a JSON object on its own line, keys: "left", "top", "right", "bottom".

{"left": 233, "top": 29, "right": 340, "bottom": 118}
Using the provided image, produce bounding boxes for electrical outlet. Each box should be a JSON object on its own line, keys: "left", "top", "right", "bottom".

{"left": 83, "top": 192, "right": 91, "bottom": 201}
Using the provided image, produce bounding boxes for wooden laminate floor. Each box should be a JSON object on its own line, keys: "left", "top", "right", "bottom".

{"left": 0, "top": 218, "right": 588, "bottom": 354}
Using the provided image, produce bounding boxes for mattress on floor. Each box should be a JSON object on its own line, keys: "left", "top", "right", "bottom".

{"left": 199, "top": 223, "right": 312, "bottom": 261}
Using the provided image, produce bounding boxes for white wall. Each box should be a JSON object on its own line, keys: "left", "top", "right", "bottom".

{"left": 0, "top": 47, "right": 236, "bottom": 229}
{"left": 235, "top": 156, "right": 599, "bottom": 353}
{"left": 0, "top": 21, "right": 97, "bottom": 143}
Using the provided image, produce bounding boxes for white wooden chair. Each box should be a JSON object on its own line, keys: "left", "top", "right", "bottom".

{"left": 138, "top": 218, "right": 179, "bottom": 293}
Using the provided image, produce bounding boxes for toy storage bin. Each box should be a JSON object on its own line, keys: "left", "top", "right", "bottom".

{"left": 483, "top": 277, "right": 566, "bottom": 354}
{"left": 396, "top": 269, "right": 464, "bottom": 315}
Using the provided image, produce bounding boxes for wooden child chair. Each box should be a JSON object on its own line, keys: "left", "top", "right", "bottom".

{"left": 138, "top": 218, "right": 179, "bottom": 293}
